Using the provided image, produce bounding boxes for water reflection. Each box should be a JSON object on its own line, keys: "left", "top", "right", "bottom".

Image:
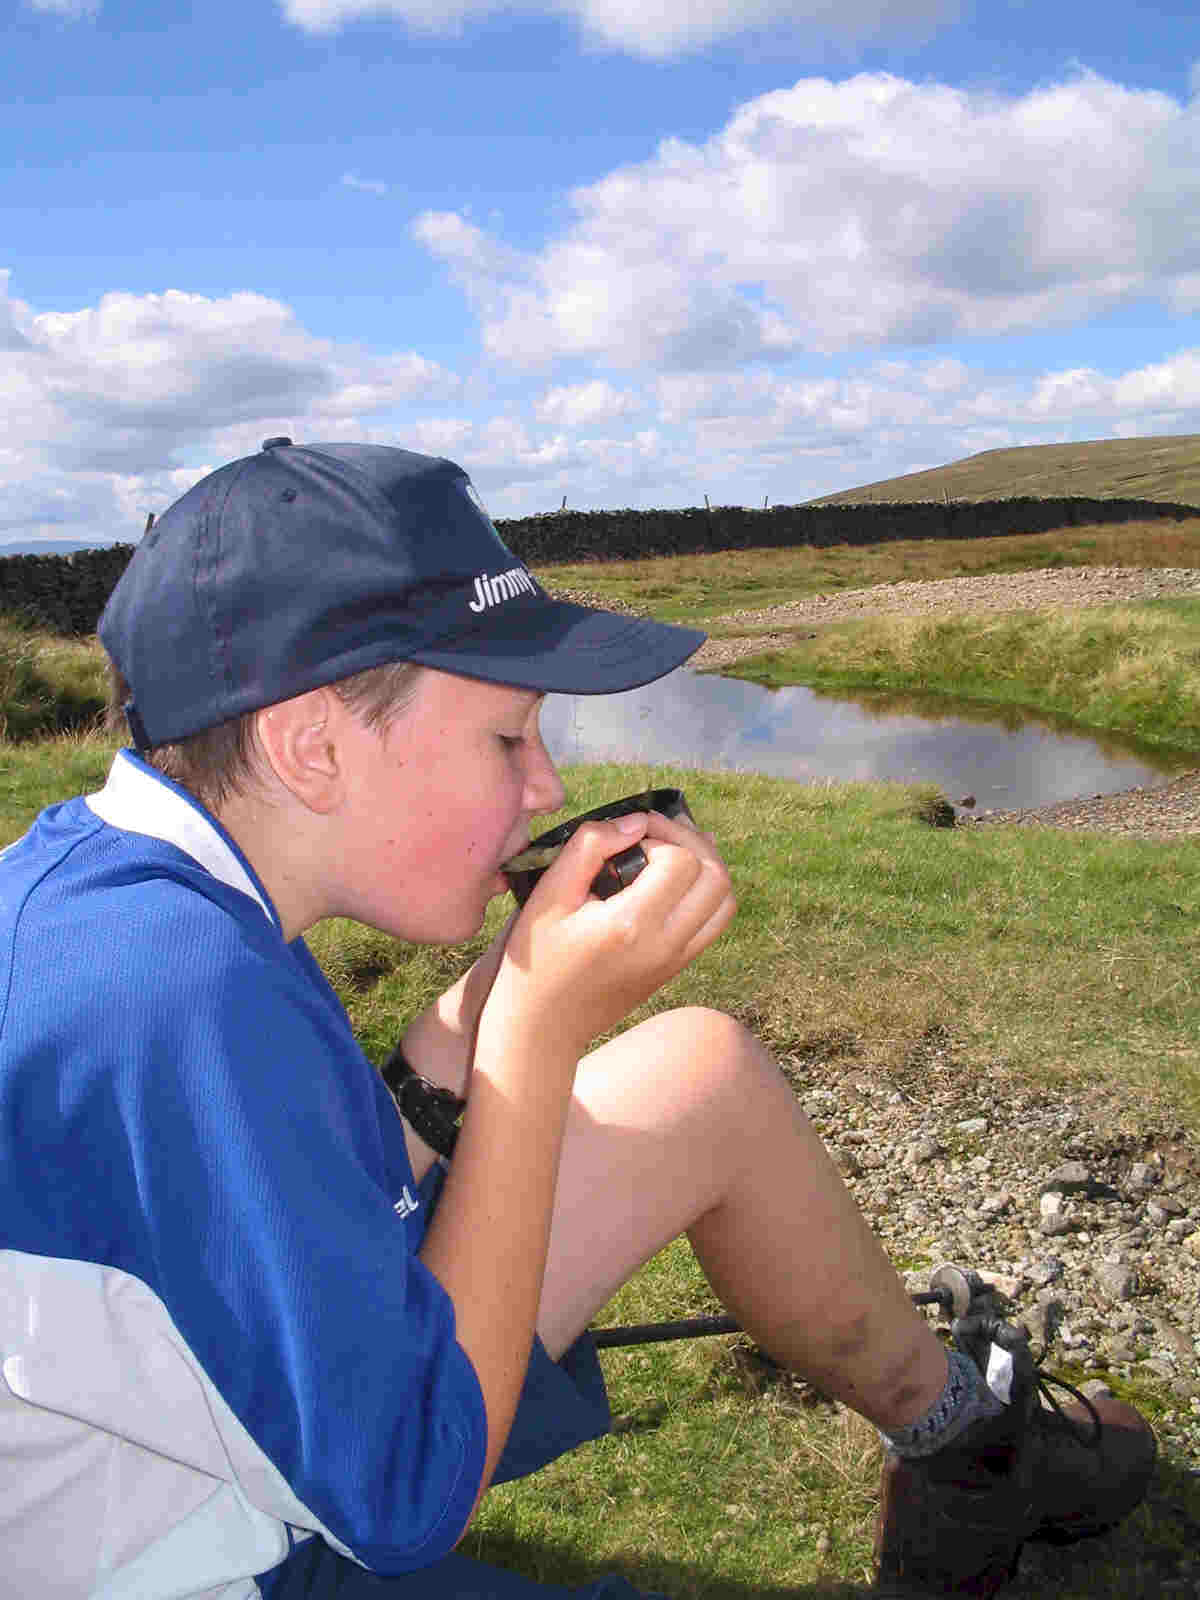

{"left": 540, "top": 672, "right": 1192, "bottom": 812}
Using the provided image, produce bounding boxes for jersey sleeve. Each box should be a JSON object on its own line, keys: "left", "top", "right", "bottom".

{"left": 8, "top": 873, "right": 488, "bottom": 1574}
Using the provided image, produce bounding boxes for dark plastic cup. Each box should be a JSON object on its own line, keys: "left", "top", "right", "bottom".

{"left": 502, "top": 788, "right": 694, "bottom": 907}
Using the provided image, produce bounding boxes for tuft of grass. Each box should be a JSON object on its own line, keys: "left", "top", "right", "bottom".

{"left": 0, "top": 727, "right": 118, "bottom": 843}
{"left": 721, "top": 599, "right": 1200, "bottom": 753}
{"left": 0, "top": 615, "right": 110, "bottom": 741}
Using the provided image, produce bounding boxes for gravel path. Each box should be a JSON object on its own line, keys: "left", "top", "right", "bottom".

{"left": 786, "top": 1041, "right": 1200, "bottom": 1538}
{"left": 701, "top": 563, "right": 1200, "bottom": 639}
{"left": 692, "top": 564, "right": 1200, "bottom": 676}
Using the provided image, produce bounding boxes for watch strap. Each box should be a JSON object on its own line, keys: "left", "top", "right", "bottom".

{"left": 382, "top": 1047, "right": 465, "bottom": 1160}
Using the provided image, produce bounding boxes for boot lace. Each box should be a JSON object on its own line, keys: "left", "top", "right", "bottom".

{"left": 951, "top": 1310, "right": 1104, "bottom": 1450}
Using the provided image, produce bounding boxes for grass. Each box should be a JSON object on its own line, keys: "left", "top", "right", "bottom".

{"left": 538, "top": 517, "right": 1200, "bottom": 625}
{"left": 0, "top": 614, "right": 110, "bottom": 740}
{"left": 0, "top": 725, "right": 115, "bottom": 834}
{"left": 464, "top": 1338, "right": 1199, "bottom": 1599}
{"left": 719, "top": 597, "right": 1200, "bottom": 754}
{"left": 468, "top": 1317, "right": 887, "bottom": 1596}
{"left": 305, "top": 762, "right": 1200, "bottom": 1130}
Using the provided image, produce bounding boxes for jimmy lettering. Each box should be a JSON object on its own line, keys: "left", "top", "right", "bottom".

{"left": 468, "top": 566, "right": 537, "bottom": 613}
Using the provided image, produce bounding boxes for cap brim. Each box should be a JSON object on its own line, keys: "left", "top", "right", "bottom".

{"left": 406, "top": 597, "right": 705, "bottom": 696}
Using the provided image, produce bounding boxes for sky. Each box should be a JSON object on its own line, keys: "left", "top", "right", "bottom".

{"left": 4, "top": 0, "right": 1200, "bottom": 545}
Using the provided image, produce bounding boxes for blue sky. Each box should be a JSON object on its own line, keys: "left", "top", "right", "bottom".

{"left": 4, "top": 0, "right": 1200, "bottom": 543}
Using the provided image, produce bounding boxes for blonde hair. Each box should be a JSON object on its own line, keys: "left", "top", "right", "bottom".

{"left": 106, "top": 659, "right": 422, "bottom": 812}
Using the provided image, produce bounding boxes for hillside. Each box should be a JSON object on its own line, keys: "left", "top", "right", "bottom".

{"left": 808, "top": 432, "right": 1200, "bottom": 507}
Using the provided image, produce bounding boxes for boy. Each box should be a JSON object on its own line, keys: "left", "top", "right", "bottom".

{"left": 0, "top": 439, "right": 1154, "bottom": 1598}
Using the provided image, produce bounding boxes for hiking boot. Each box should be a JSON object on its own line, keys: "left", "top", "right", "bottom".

{"left": 873, "top": 1313, "right": 1156, "bottom": 1595}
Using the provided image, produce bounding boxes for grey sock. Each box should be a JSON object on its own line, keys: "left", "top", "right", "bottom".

{"left": 880, "top": 1347, "right": 1005, "bottom": 1460}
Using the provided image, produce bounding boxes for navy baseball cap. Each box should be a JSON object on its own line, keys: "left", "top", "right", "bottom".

{"left": 99, "top": 439, "right": 705, "bottom": 747}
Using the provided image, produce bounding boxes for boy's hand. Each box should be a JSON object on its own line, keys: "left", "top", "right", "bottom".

{"left": 398, "top": 911, "right": 519, "bottom": 1098}
{"left": 482, "top": 811, "right": 735, "bottom": 1067}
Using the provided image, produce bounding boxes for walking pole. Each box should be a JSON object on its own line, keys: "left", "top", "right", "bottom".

{"left": 591, "top": 1278, "right": 964, "bottom": 1350}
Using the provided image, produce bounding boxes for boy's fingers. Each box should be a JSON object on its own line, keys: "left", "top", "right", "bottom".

{"left": 524, "top": 815, "right": 649, "bottom": 908}
{"left": 639, "top": 809, "right": 726, "bottom": 867}
{"left": 633, "top": 837, "right": 734, "bottom": 943}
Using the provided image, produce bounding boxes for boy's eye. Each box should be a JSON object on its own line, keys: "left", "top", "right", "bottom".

{"left": 498, "top": 734, "right": 524, "bottom": 749}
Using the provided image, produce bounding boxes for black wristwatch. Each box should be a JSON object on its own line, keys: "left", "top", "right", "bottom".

{"left": 381, "top": 1047, "right": 466, "bottom": 1160}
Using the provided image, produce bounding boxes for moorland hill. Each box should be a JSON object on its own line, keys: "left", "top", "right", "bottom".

{"left": 808, "top": 432, "right": 1200, "bottom": 508}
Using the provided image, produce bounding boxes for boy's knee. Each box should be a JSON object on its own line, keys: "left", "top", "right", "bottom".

{"left": 651, "top": 1006, "right": 781, "bottom": 1097}
{"left": 652, "top": 1004, "right": 754, "bottom": 1057}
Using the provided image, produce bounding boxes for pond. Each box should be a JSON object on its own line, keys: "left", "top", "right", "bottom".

{"left": 540, "top": 671, "right": 1193, "bottom": 813}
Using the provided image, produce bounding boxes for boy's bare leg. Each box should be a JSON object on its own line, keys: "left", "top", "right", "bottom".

{"left": 533, "top": 1006, "right": 948, "bottom": 1435}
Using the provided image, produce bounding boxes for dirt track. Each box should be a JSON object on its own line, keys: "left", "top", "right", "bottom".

{"left": 692, "top": 563, "right": 1200, "bottom": 670}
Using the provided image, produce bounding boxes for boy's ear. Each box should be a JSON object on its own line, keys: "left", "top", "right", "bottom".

{"left": 255, "top": 688, "right": 344, "bottom": 813}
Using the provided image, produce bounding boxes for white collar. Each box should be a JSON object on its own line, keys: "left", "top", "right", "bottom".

{"left": 85, "top": 751, "right": 278, "bottom": 930}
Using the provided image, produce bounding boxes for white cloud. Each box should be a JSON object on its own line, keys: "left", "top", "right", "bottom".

{"left": 535, "top": 379, "right": 639, "bottom": 426}
{"left": 1168, "top": 273, "right": 1200, "bottom": 314}
{"left": 5, "top": 273, "right": 1200, "bottom": 542}
{"left": 280, "top": 0, "right": 955, "bottom": 57}
{"left": 341, "top": 172, "right": 389, "bottom": 195}
{"left": 411, "top": 211, "right": 529, "bottom": 310}
{"left": 1030, "top": 368, "right": 1113, "bottom": 418}
{"left": 1114, "top": 351, "right": 1200, "bottom": 413}
{"left": 920, "top": 358, "right": 969, "bottom": 395}
{"left": 0, "top": 275, "right": 459, "bottom": 543}
{"left": 25, "top": 0, "right": 99, "bottom": 17}
{"left": 425, "top": 350, "right": 1200, "bottom": 518}
{"left": 7, "top": 283, "right": 454, "bottom": 467}
{"left": 0, "top": 270, "right": 33, "bottom": 353}
{"left": 416, "top": 70, "right": 1200, "bottom": 370}
{"left": 1030, "top": 350, "right": 1200, "bottom": 420}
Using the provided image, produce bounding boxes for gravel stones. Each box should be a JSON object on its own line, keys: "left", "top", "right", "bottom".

{"left": 1041, "top": 1161, "right": 1093, "bottom": 1195}
{"left": 1093, "top": 1261, "right": 1140, "bottom": 1302}
{"left": 905, "top": 1136, "right": 944, "bottom": 1166}
{"left": 708, "top": 565, "right": 1200, "bottom": 638}
{"left": 1039, "top": 1192, "right": 1072, "bottom": 1236}
{"left": 785, "top": 1053, "right": 1200, "bottom": 1471}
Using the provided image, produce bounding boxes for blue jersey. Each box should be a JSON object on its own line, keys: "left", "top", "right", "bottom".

{"left": 0, "top": 751, "right": 487, "bottom": 1598}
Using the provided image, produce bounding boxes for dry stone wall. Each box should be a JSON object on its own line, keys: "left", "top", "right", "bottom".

{"left": 2, "top": 496, "right": 1197, "bottom": 635}
{"left": 0, "top": 544, "right": 135, "bottom": 636}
